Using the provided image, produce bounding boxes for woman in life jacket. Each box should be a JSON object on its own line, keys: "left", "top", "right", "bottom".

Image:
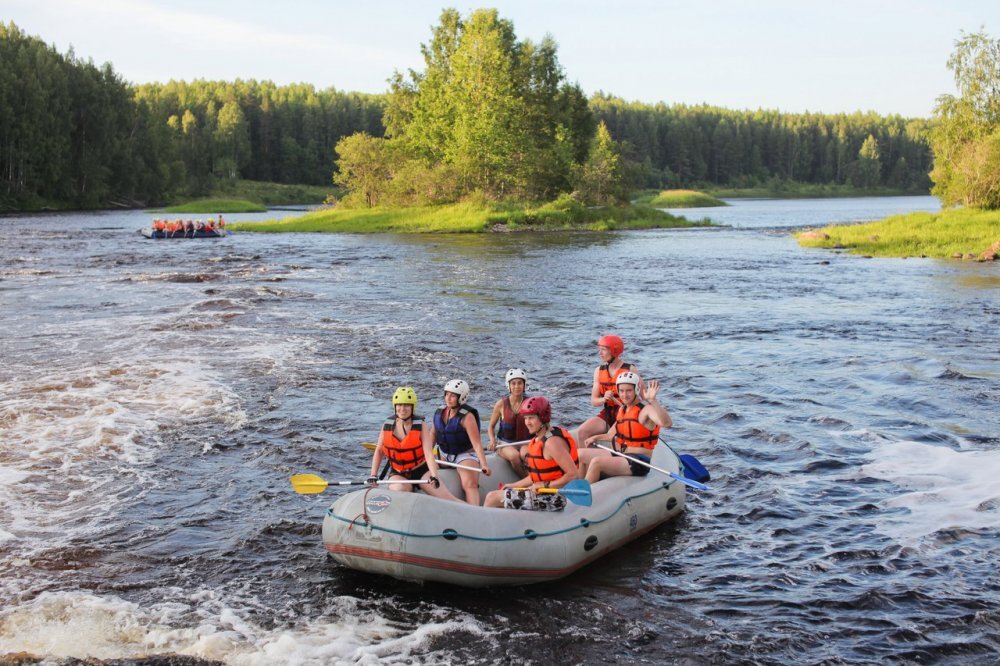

{"left": 483, "top": 396, "right": 580, "bottom": 509}
{"left": 579, "top": 372, "right": 672, "bottom": 483}
{"left": 576, "top": 334, "right": 644, "bottom": 447}
{"left": 487, "top": 368, "right": 531, "bottom": 477}
{"left": 366, "top": 387, "right": 459, "bottom": 500}
{"left": 426, "top": 379, "right": 491, "bottom": 505}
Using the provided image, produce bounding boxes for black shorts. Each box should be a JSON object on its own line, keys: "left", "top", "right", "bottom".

{"left": 391, "top": 462, "right": 428, "bottom": 481}
{"left": 626, "top": 454, "right": 651, "bottom": 477}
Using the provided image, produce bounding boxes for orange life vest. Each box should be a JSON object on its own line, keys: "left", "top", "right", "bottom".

{"left": 381, "top": 417, "right": 425, "bottom": 472}
{"left": 525, "top": 426, "right": 579, "bottom": 483}
{"left": 615, "top": 402, "right": 659, "bottom": 451}
{"left": 597, "top": 362, "right": 632, "bottom": 408}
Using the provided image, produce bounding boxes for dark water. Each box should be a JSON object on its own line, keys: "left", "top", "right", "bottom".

{"left": 1, "top": 197, "right": 998, "bottom": 664}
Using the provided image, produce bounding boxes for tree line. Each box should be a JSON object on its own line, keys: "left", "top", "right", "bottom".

{"left": 591, "top": 97, "right": 935, "bottom": 192}
{"left": 0, "top": 21, "right": 382, "bottom": 209}
{"left": 1, "top": 16, "right": 949, "bottom": 212}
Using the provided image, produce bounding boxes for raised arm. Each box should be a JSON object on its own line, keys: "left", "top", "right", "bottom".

{"left": 640, "top": 380, "right": 672, "bottom": 429}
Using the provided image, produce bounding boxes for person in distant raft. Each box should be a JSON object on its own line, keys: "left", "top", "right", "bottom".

{"left": 483, "top": 396, "right": 580, "bottom": 510}
{"left": 576, "top": 334, "right": 644, "bottom": 446}
{"left": 487, "top": 368, "right": 531, "bottom": 477}
{"left": 579, "top": 372, "right": 672, "bottom": 483}
{"left": 366, "top": 387, "right": 459, "bottom": 501}
{"left": 426, "top": 379, "right": 491, "bottom": 505}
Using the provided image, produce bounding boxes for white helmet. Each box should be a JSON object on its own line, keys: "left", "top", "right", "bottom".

{"left": 615, "top": 371, "right": 640, "bottom": 388}
{"left": 443, "top": 378, "right": 470, "bottom": 403}
{"left": 505, "top": 368, "right": 528, "bottom": 389}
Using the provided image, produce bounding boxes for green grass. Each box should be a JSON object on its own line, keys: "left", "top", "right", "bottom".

{"left": 230, "top": 197, "right": 712, "bottom": 234}
{"left": 636, "top": 189, "right": 727, "bottom": 207}
{"left": 796, "top": 207, "right": 1000, "bottom": 258}
{"left": 161, "top": 198, "right": 267, "bottom": 214}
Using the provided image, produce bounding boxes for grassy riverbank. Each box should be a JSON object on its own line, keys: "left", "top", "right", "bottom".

{"left": 796, "top": 207, "right": 1000, "bottom": 259}
{"left": 636, "top": 189, "right": 727, "bottom": 207}
{"left": 231, "top": 197, "right": 710, "bottom": 233}
{"left": 162, "top": 198, "right": 266, "bottom": 214}
{"left": 707, "top": 183, "right": 927, "bottom": 199}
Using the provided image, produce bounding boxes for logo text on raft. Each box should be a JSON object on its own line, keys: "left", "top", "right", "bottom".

{"left": 366, "top": 495, "right": 393, "bottom": 514}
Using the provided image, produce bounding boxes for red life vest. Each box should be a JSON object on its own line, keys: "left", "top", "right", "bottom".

{"left": 615, "top": 403, "right": 659, "bottom": 451}
{"left": 381, "top": 417, "right": 425, "bottom": 472}
{"left": 525, "top": 426, "right": 579, "bottom": 483}
{"left": 498, "top": 396, "right": 530, "bottom": 442}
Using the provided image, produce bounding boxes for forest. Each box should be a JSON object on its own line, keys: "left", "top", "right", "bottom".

{"left": 1, "top": 17, "right": 936, "bottom": 211}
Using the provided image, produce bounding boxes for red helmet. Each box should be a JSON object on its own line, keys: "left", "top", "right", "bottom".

{"left": 598, "top": 334, "right": 624, "bottom": 358}
{"left": 518, "top": 396, "right": 551, "bottom": 423}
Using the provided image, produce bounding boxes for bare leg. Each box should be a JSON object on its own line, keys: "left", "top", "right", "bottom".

{"left": 457, "top": 464, "right": 481, "bottom": 505}
{"left": 483, "top": 488, "right": 505, "bottom": 508}
{"left": 420, "top": 471, "right": 462, "bottom": 502}
{"left": 586, "top": 456, "right": 632, "bottom": 484}
{"left": 576, "top": 416, "right": 610, "bottom": 447}
{"left": 498, "top": 446, "right": 526, "bottom": 477}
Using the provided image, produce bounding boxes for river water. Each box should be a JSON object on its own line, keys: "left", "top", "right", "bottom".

{"left": 1, "top": 196, "right": 998, "bottom": 664}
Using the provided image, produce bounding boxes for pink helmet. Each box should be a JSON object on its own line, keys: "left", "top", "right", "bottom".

{"left": 518, "top": 396, "right": 551, "bottom": 423}
{"left": 598, "top": 334, "right": 624, "bottom": 358}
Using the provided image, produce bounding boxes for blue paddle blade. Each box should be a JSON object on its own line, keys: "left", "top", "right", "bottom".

{"left": 679, "top": 454, "right": 711, "bottom": 483}
{"left": 560, "top": 479, "right": 592, "bottom": 506}
{"left": 670, "top": 472, "right": 709, "bottom": 491}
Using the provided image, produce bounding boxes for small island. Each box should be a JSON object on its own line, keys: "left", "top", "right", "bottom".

{"left": 639, "top": 189, "right": 727, "bottom": 208}
{"left": 231, "top": 196, "right": 710, "bottom": 234}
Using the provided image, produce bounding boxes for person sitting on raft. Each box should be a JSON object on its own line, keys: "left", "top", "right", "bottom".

{"left": 487, "top": 368, "right": 531, "bottom": 477}
{"left": 366, "top": 386, "right": 458, "bottom": 500}
{"left": 426, "top": 379, "right": 491, "bottom": 505}
{"left": 576, "top": 334, "right": 644, "bottom": 447}
{"left": 579, "top": 372, "right": 672, "bottom": 483}
{"left": 483, "top": 396, "right": 580, "bottom": 509}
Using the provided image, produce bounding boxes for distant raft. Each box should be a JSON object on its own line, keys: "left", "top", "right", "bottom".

{"left": 322, "top": 442, "right": 700, "bottom": 587}
{"left": 140, "top": 227, "right": 227, "bottom": 239}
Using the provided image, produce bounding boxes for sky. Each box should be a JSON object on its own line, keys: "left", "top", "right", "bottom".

{"left": 3, "top": 0, "right": 999, "bottom": 118}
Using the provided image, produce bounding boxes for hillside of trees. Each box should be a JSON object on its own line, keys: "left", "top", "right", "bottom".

{"left": 0, "top": 21, "right": 382, "bottom": 209}
{"left": 1, "top": 17, "right": 936, "bottom": 212}
{"left": 592, "top": 97, "right": 934, "bottom": 192}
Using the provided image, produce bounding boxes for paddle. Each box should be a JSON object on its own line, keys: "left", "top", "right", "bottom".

{"left": 535, "top": 478, "right": 592, "bottom": 506}
{"left": 495, "top": 438, "right": 531, "bottom": 450}
{"left": 435, "top": 458, "right": 485, "bottom": 473}
{"left": 595, "top": 444, "right": 709, "bottom": 491}
{"left": 656, "top": 436, "right": 711, "bottom": 483}
{"left": 289, "top": 473, "right": 430, "bottom": 495}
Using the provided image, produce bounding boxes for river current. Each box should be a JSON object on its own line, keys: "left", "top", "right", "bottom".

{"left": 0, "top": 196, "right": 997, "bottom": 664}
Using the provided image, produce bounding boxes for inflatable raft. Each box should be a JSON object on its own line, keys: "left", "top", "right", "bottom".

{"left": 322, "top": 442, "right": 696, "bottom": 587}
{"left": 139, "top": 227, "right": 227, "bottom": 239}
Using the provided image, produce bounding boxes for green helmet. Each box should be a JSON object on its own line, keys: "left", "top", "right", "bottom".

{"left": 392, "top": 386, "right": 418, "bottom": 407}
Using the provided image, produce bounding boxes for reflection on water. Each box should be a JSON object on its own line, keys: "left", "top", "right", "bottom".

{"left": 1, "top": 197, "right": 998, "bottom": 664}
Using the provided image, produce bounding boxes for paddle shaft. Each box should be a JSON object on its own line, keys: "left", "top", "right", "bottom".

{"left": 494, "top": 438, "right": 530, "bottom": 450}
{"left": 595, "top": 444, "right": 709, "bottom": 491}
{"left": 435, "top": 458, "right": 485, "bottom": 473}
{"left": 335, "top": 478, "right": 429, "bottom": 486}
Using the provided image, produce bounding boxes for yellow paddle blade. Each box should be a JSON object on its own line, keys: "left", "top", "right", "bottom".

{"left": 361, "top": 441, "right": 377, "bottom": 451}
{"left": 290, "top": 473, "right": 328, "bottom": 494}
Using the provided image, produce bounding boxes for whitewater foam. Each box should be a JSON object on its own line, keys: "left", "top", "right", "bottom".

{"left": 858, "top": 440, "right": 1000, "bottom": 546}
